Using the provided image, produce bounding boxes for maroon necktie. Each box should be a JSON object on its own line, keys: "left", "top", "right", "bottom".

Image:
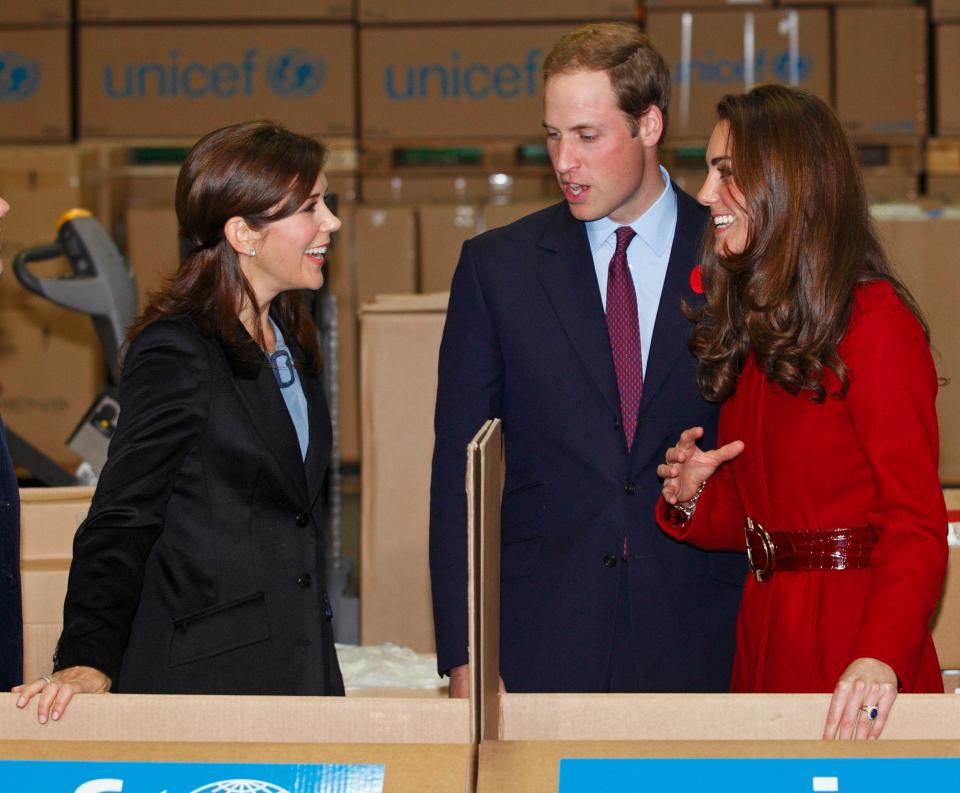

{"left": 606, "top": 226, "right": 642, "bottom": 452}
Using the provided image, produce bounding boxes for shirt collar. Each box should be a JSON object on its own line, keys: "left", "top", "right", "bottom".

{"left": 585, "top": 165, "right": 677, "bottom": 257}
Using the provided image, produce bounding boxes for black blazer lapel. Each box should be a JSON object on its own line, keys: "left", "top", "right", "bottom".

{"left": 220, "top": 328, "right": 309, "bottom": 503}
{"left": 536, "top": 205, "right": 621, "bottom": 419}
{"left": 640, "top": 187, "right": 709, "bottom": 408}
{"left": 298, "top": 353, "right": 331, "bottom": 508}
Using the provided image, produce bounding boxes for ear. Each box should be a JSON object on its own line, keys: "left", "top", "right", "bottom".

{"left": 224, "top": 216, "right": 262, "bottom": 258}
{"left": 638, "top": 106, "right": 664, "bottom": 148}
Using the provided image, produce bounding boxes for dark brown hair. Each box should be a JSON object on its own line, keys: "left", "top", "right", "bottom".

{"left": 543, "top": 22, "right": 671, "bottom": 139}
{"left": 689, "top": 85, "right": 928, "bottom": 404}
{"left": 128, "top": 120, "right": 326, "bottom": 371}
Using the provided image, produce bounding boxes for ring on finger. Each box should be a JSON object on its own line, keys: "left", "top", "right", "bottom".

{"left": 860, "top": 704, "right": 879, "bottom": 720}
{"left": 40, "top": 675, "right": 53, "bottom": 685}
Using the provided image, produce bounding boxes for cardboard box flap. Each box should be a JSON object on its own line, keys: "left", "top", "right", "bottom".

{"left": 0, "top": 691, "right": 470, "bottom": 743}
{"left": 466, "top": 418, "right": 503, "bottom": 744}
{"left": 497, "top": 692, "right": 960, "bottom": 741}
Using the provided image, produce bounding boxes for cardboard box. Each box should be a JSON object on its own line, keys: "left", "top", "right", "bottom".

{"left": 933, "top": 490, "right": 960, "bottom": 667}
{"left": 0, "top": 27, "right": 71, "bottom": 142}
{"left": 79, "top": 25, "right": 355, "bottom": 139}
{"left": 936, "top": 25, "right": 960, "bottom": 136}
{"left": 926, "top": 176, "right": 960, "bottom": 203}
{"left": 477, "top": 736, "right": 960, "bottom": 793}
{"left": 647, "top": 9, "right": 831, "bottom": 140}
{"left": 835, "top": 7, "right": 927, "bottom": 137}
{"left": 326, "top": 204, "right": 361, "bottom": 464}
{"left": 124, "top": 206, "right": 178, "bottom": 309}
{"left": 484, "top": 198, "right": 557, "bottom": 230}
{"left": 360, "top": 294, "right": 448, "bottom": 652}
{"left": 418, "top": 203, "right": 481, "bottom": 294}
{"left": 933, "top": 0, "right": 960, "bottom": 21}
{"left": 872, "top": 213, "right": 960, "bottom": 484}
{"left": 861, "top": 172, "right": 919, "bottom": 204}
{"left": 361, "top": 173, "right": 555, "bottom": 203}
{"left": 358, "top": 0, "right": 636, "bottom": 23}
{"left": 0, "top": 305, "right": 105, "bottom": 470}
{"left": 360, "top": 25, "right": 573, "bottom": 140}
{"left": 78, "top": 0, "right": 352, "bottom": 21}
{"left": 647, "top": 0, "right": 770, "bottom": 7}
{"left": 0, "top": 147, "right": 115, "bottom": 307}
{"left": 19, "top": 486, "right": 95, "bottom": 681}
{"left": 0, "top": 1, "right": 69, "bottom": 25}
{"left": 467, "top": 421, "right": 960, "bottom": 761}
{"left": 354, "top": 206, "right": 418, "bottom": 301}
{"left": 943, "top": 669, "right": 960, "bottom": 694}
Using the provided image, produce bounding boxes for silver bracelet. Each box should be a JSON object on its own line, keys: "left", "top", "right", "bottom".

{"left": 673, "top": 480, "right": 706, "bottom": 521}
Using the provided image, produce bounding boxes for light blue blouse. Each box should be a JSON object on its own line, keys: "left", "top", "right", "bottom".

{"left": 267, "top": 316, "right": 309, "bottom": 461}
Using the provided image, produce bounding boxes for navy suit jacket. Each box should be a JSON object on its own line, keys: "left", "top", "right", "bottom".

{"left": 429, "top": 188, "right": 745, "bottom": 692}
{"left": 0, "top": 419, "right": 21, "bottom": 690}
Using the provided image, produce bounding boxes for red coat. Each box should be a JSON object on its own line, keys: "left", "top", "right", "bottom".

{"left": 659, "top": 280, "right": 947, "bottom": 692}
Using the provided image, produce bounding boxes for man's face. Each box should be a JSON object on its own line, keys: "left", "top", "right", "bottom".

{"left": 543, "top": 69, "right": 654, "bottom": 224}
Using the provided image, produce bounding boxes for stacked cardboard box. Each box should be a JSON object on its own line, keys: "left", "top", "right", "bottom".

{"left": 0, "top": 149, "right": 110, "bottom": 468}
{"left": 0, "top": 3, "right": 71, "bottom": 142}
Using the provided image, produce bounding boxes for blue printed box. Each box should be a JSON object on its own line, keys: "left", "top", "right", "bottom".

{"left": 360, "top": 25, "right": 575, "bottom": 141}
{"left": 79, "top": 25, "right": 355, "bottom": 139}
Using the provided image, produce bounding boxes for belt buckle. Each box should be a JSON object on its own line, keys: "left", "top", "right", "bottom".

{"left": 745, "top": 517, "right": 775, "bottom": 583}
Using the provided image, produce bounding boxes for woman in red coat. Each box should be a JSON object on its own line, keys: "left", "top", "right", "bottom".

{"left": 657, "top": 85, "right": 947, "bottom": 740}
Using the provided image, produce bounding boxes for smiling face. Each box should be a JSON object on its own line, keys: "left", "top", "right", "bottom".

{"left": 543, "top": 69, "right": 663, "bottom": 224}
{"left": 239, "top": 173, "right": 340, "bottom": 306}
{"left": 0, "top": 195, "right": 9, "bottom": 274}
{"left": 697, "top": 121, "right": 751, "bottom": 256}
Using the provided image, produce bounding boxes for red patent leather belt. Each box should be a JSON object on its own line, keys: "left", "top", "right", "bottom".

{"left": 744, "top": 517, "right": 878, "bottom": 583}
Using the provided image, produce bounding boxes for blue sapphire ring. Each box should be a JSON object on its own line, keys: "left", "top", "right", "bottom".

{"left": 861, "top": 704, "right": 879, "bottom": 720}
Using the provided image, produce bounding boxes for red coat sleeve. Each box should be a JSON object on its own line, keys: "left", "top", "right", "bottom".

{"left": 842, "top": 285, "right": 948, "bottom": 684}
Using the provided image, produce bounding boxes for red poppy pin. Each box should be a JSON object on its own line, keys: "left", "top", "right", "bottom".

{"left": 689, "top": 264, "right": 703, "bottom": 294}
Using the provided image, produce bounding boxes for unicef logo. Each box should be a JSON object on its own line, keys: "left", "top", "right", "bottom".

{"left": 0, "top": 51, "right": 41, "bottom": 101}
{"left": 190, "top": 781, "right": 290, "bottom": 793}
{"left": 266, "top": 49, "right": 326, "bottom": 97}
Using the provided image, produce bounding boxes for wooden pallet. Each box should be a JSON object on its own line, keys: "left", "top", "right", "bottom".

{"left": 360, "top": 139, "right": 551, "bottom": 175}
{"left": 79, "top": 136, "right": 358, "bottom": 175}
{"left": 927, "top": 138, "right": 960, "bottom": 176}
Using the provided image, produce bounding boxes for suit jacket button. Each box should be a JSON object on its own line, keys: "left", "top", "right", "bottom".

{"left": 602, "top": 554, "right": 617, "bottom": 568}
{"left": 613, "top": 418, "right": 621, "bottom": 430}
{"left": 295, "top": 512, "right": 309, "bottom": 527}
{"left": 624, "top": 481, "right": 636, "bottom": 495}
{"left": 297, "top": 573, "right": 312, "bottom": 588}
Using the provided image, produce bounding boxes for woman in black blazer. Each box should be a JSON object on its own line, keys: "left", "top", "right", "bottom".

{"left": 15, "top": 121, "right": 345, "bottom": 722}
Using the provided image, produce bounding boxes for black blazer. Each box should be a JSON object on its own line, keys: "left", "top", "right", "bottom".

{"left": 430, "top": 190, "right": 746, "bottom": 692}
{"left": 55, "top": 315, "right": 343, "bottom": 695}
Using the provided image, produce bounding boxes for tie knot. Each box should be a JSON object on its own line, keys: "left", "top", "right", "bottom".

{"left": 614, "top": 226, "right": 636, "bottom": 255}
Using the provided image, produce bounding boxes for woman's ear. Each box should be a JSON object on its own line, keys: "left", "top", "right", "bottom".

{"left": 224, "top": 216, "right": 261, "bottom": 258}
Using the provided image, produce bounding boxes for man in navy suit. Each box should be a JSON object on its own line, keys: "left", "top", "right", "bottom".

{"left": 430, "top": 23, "right": 745, "bottom": 695}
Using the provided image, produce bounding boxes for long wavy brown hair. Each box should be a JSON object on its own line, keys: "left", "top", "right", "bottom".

{"left": 127, "top": 120, "right": 325, "bottom": 372}
{"left": 689, "top": 85, "right": 927, "bottom": 403}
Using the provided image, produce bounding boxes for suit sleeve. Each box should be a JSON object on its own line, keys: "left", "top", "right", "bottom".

{"left": 843, "top": 291, "right": 947, "bottom": 684}
{"left": 54, "top": 320, "right": 210, "bottom": 683}
{"left": 430, "top": 240, "right": 504, "bottom": 676}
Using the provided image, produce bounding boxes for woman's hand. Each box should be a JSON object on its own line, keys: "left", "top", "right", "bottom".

{"left": 12, "top": 666, "right": 111, "bottom": 724}
{"left": 657, "top": 426, "right": 744, "bottom": 504}
{"left": 822, "top": 657, "right": 898, "bottom": 740}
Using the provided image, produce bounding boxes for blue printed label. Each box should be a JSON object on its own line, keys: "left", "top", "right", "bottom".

{"left": 382, "top": 49, "right": 543, "bottom": 102}
{"left": 0, "top": 760, "right": 384, "bottom": 793}
{"left": 559, "top": 757, "right": 960, "bottom": 792}
{"left": 101, "top": 49, "right": 327, "bottom": 101}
